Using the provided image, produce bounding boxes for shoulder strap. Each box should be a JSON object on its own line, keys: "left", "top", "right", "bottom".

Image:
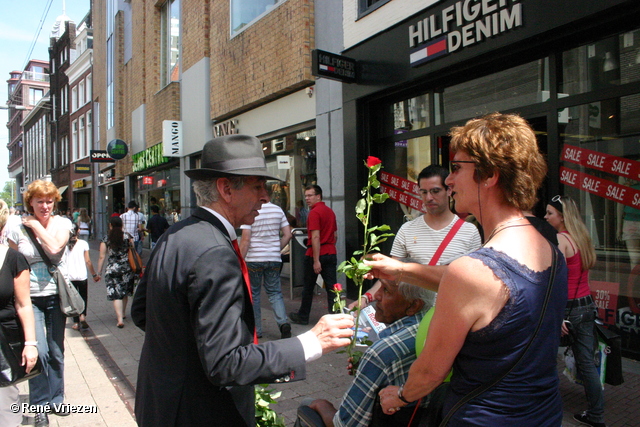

{"left": 429, "top": 218, "right": 465, "bottom": 266}
{"left": 23, "top": 226, "right": 56, "bottom": 271}
{"left": 0, "top": 245, "right": 9, "bottom": 270}
{"left": 439, "top": 240, "right": 559, "bottom": 426}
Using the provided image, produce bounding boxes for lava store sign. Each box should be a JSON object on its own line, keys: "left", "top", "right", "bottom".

{"left": 409, "top": 0, "right": 523, "bottom": 67}
{"left": 163, "top": 120, "right": 183, "bottom": 157}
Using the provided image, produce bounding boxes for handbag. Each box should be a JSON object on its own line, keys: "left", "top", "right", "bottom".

{"left": 433, "top": 241, "right": 559, "bottom": 426}
{"left": 0, "top": 246, "right": 43, "bottom": 386}
{"left": 24, "top": 227, "right": 85, "bottom": 317}
{"left": 127, "top": 237, "right": 143, "bottom": 274}
{"left": 595, "top": 323, "right": 624, "bottom": 386}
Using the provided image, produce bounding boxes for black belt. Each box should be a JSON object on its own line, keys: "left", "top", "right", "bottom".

{"left": 566, "top": 294, "right": 593, "bottom": 309}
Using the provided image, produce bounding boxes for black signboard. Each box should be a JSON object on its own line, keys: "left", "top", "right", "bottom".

{"left": 312, "top": 49, "right": 357, "bottom": 84}
{"left": 74, "top": 163, "right": 91, "bottom": 174}
{"left": 90, "top": 150, "right": 115, "bottom": 163}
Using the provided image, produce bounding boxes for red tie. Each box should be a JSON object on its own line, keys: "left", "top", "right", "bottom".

{"left": 232, "top": 239, "right": 258, "bottom": 344}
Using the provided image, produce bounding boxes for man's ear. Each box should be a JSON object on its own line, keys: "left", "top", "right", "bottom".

{"left": 406, "top": 299, "right": 425, "bottom": 316}
{"left": 216, "top": 178, "right": 234, "bottom": 203}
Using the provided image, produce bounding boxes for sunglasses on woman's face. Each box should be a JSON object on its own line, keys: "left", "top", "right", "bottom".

{"left": 449, "top": 160, "right": 476, "bottom": 174}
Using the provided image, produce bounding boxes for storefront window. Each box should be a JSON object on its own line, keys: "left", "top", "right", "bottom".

{"left": 560, "top": 29, "right": 640, "bottom": 95}
{"left": 136, "top": 165, "right": 182, "bottom": 226}
{"left": 559, "top": 96, "right": 640, "bottom": 358}
{"left": 393, "top": 94, "right": 429, "bottom": 132}
{"left": 441, "top": 58, "right": 549, "bottom": 124}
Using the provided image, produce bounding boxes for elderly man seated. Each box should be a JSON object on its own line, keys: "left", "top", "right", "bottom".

{"left": 302, "top": 272, "right": 433, "bottom": 427}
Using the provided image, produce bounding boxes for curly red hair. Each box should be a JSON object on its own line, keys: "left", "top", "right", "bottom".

{"left": 23, "top": 180, "right": 62, "bottom": 214}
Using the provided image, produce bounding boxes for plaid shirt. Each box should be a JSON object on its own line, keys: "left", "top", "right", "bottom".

{"left": 333, "top": 311, "right": 425, "bottom": 427}
{"left": 120, "top": 209, "right": 140, "bottom": 241}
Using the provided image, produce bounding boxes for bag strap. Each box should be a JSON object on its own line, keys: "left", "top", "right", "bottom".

{"left": 23, "top": 226, "right": 57, "bottom": 273}
{"left": 0, "top": 245, "right": 9, "bottom": 270}
{"left": 429, "top": 218, "right": 464, "bottom": 266}
{"left": 439, "top": 240, "right": 559, "bottom": 426}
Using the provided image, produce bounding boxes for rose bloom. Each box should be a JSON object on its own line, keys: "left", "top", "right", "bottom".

{"left": 334, "top": 283, "right": 343, "bottom": 292}
{"left": 367, "top": 156, "right": 382, "bottom": 168}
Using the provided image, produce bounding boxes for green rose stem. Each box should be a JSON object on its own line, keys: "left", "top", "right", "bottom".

{"left": 337, "top": 157, "right": 393, "bottom": 366}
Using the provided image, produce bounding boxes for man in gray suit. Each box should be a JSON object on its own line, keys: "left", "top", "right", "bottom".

{"left": 132, "top": 135, "right": 353, "bottom": 426}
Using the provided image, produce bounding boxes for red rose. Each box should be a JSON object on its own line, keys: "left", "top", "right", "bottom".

{"left": 367, "top": 156, "right": 382, "bottom": 168}
{"left": 334, "top": 283, "right": 343, "bottom": 292}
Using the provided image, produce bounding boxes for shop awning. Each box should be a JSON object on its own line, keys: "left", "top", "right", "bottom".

{"left": 58, "top": 185, "right": 68, "bottom": 195}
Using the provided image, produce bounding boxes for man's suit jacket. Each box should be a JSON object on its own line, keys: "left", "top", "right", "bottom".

{"left": 131, "top": 207, "right": 306, "bottom": 426}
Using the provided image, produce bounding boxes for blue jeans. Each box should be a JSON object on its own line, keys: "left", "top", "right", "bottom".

{"left": 298, "top": 254, "right": 338, "bottom": 319}
{"left": 566, "top": 303, "right": 604, "bottom": 423}
{"left": 30, "top": 295, "right": 66, "bottom": 406}
{"left": 247, "top": 262, "right": 288, "bottom": 336}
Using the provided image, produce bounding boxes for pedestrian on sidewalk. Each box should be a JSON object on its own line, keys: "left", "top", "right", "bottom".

{"left": 546, "top": 195, "right": 605, "bottom": 427}
{"left": 75, "top": 208, "right": 91, "bottom": 242}
{"left": 66, "top": 225, "right": 100, "bottom": 331}
{"left": 6, "top": 180, "right": 74, "bottom": 426}
{"left": 97, "top": 217, "right": 136, "bottom": 329}
{"left": 146, "top": 205, "right": 169, "bottom": 251}
{"left": 0, "top": 199, "right": 38, "bottom": 427}
{"left": 131, "top": 135, "right": 354, "bottom": 426}
{"left": 290, "top": 184, "right": 339, "bottom": 325}
{"left": 239, "top": 201, "right": 292, "bottom": 339}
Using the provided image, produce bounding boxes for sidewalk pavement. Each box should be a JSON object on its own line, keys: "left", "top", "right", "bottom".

{"left": 14, "top": 238, "right": 640, "bottom": 426}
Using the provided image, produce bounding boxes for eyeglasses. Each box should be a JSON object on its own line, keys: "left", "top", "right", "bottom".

{"left": 419, "top": 187, "right": 445, "bottom": 196}
{"left": 449, "top": 160, "right": 476, "bottom": 173}
{"left": 551, "top": 195, "right": 563, "bottom": 203}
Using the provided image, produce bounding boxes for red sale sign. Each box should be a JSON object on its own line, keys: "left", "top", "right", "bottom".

{"left": 590, "top": 281, "right": 619, "bottom": 326}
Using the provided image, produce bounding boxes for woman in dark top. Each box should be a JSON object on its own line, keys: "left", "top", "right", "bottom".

{"left": 0, "top": 199, "right": 37, "bottom": 427}
{"left": 375, "top": 114, "right": 567, "bottom": 425}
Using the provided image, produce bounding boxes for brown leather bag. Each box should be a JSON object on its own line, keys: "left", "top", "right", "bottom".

{"left": 128, "top": 239, "right": 143, "bottom": 274}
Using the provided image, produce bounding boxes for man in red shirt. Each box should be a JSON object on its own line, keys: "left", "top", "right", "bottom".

{"left": 290, "top": 185, "right": 338, "bottom": 324}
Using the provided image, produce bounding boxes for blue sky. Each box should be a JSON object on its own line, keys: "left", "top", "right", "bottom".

{"left": 0, "top": 0, "right": 91, "bottom": 188}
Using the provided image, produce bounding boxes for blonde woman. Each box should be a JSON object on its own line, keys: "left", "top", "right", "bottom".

{"left": 7, "top": 181, "right": 73, "bottom": 425}
{"left": 546, "top": 195, "right": 604, "bottom": 427}
{"left": 76, "top": 208, "right": 91, "bottom": 241}
{"left": 0, "top": 199, "right": 38, "bottom": 427}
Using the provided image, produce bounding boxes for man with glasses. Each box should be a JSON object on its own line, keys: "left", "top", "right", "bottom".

{"left": 353, "top": 165, "right": 481, "bottom": 309}
{"left": 290, "top": 184, "right": 339, "bottom": 324}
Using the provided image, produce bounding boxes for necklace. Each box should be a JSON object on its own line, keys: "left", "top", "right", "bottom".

{"left": 483, "top": 217, "right": 529, "bottom": 245}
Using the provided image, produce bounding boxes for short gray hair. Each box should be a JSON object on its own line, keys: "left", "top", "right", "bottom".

{"left": 192, "top": 176, "right": 246, "bottom": 206}
{"left": 396, "top": 258, "right": 435, "bottom": 310}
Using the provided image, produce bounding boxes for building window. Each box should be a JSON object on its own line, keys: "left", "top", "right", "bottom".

{"left": 79, "top": 80, "right": 85, "bottom": 107}
{"left": 72, "top": 120, "right": 78, "bottom": 161}
{"left": 72, "top": 86, "right": 78, "bottom": 112}
{"left": 61, "top": 84, "right": 67, "bottom": 114}
{"left": 230, "top": 0, "right": 283, "bottom": 35}
{"left": 87, "top": 111, "right": 93, "bottom": 151}
{"left": 107, "top": 0, "right": 116, "bottom": 129}
{"left": 358, "top": 0, "right": 391, "bottom": 18}
{"left": 87, "top": 73, "right": 92, "bottom": 101}
{"left": 79, "top": 116, "right": 86, "bottom": 159}
{"left": 161, "top": 0, "right": 180, "bottom": 86}
{"left": 29, "top": 88, "right": 43, "bottom": 105}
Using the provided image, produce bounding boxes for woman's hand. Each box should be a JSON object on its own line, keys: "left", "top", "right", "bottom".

{"left": 22, "top": 344, "right": 38, "bottom": 373}
{"left": 378, "top": 385, "right": 406, "bottom": 415}
{"left": 363, "top": 253, "right": 403, "bottom": 281}
{"left": 561, "top": 320, "right": 571, "bottom": 336}
{"left": 21, "top": 215, "right": 39, "bottom": 229}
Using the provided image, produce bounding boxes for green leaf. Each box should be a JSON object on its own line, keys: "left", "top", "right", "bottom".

{"left": 377, "top": 224, "right": 391, "bottom": 231}
{"left": 372, "top": 193, "right": 390, "bottom": 203}
{"left": 355, "top": 198, "right": 366, "bottom": 215}
{"left": 370, "top": 178, "right": 380, "bottom": 189}
{"left": 352, "top": 250, "right": 364, "bottom": 256}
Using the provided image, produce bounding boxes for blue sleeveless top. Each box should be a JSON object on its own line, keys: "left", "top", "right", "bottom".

{"left": 442, "top": 246, "right": 568, "bottom": 426}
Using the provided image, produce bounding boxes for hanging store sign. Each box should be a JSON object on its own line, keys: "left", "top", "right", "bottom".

{"left": 74, "top": 163, "right": 91, "bottom": 174}
{"left": 559, "top": 166, "right": 640, "bottom": 209}
{"left": 90, "top": 150, "right": 115, "bottom": 163}
{"left": 162, "top": 120, "right": 183, "bottom": 157}
{"left": 409, "top": 0, "right": 523, "bottom": 67}
{"left": 132, "top": 143, "right": 170, "bottom": 173}
{"left": 107, "top": 139, "right": 129, "bottom": 160}
{"left": 312, "top": 49, "right": 357, "bottom": 83}
{"left": 142, "top": 176, "right": 154, "bottom": 185}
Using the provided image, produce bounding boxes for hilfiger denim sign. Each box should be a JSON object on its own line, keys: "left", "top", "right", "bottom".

{"left": 409, "top": 0, "right": 523, "bottom": 67}
{"left": 379, "top": 171, "right": 426, "bottom": 213}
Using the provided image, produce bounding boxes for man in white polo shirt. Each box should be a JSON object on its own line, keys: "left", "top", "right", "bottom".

{"left": 240, "top": 201, "right": 293, "bottom": 339}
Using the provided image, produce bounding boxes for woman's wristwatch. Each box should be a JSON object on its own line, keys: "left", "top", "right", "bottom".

{"left": 397, "top": 384, "right": 412, "bottom": 404}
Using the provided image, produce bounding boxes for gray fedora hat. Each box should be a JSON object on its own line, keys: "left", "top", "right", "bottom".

{"left": 185, "top": 134, "right": 280, "bottom": 181}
